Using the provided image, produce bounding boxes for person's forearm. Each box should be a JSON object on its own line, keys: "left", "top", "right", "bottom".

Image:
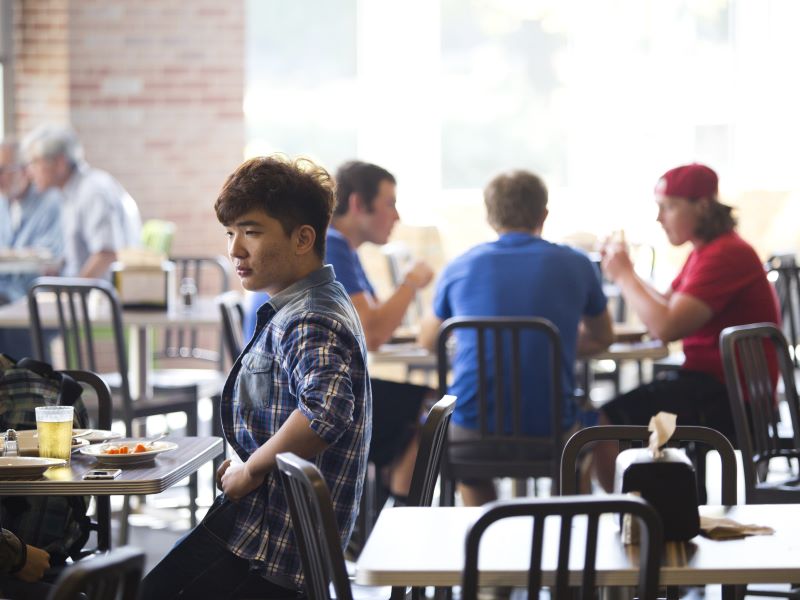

{"left": 615, "top": 270, "right": 671, "bottom": 340}
{"left": 79, "top": 250, "right": 117, "bottom": 278}
{"left": 362, "top": 283, "right": 417, "bottom": 350}
{"left": 244, "top": 409, "right": 329, "bottom": 480}
{"left": 576, "top": 332, "right": 610, "bottom": 357}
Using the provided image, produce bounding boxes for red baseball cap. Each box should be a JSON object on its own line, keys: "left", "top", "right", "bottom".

{"left": 654, "top": 163, "right": 718, "bottom": 200}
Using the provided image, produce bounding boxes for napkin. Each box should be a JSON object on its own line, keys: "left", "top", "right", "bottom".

{"left": 647, "top": 411, "right": 677, "bottom": 458}
{"left": 699, "top": 516, "right": 775, "bottom": 540}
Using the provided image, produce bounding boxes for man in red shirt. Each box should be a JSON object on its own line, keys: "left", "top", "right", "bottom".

{"left": 594, "top": 163, "right": 779, "bottom": 491}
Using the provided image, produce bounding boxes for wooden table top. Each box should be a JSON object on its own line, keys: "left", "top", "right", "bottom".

{"left": 0, "top": 436, "right": 223, "bottom": 496}
{"left": 356, "top": 504, "right": 800, "bottom": 588}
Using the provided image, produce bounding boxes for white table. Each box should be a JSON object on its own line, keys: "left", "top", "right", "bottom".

{"left": 356, "top": 505, "right": 800, "bottom": 589}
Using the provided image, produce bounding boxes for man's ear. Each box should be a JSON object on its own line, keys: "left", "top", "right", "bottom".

{"left": 348, "top": 192, "right": 365, "bottom": 214}
{"left": 294, "top": 224, "right": 317, "bottom": 256}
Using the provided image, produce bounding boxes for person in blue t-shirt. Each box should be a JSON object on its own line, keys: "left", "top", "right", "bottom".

{"left": 419, "top": 169, "right": 614, "bottom": 506}
{"left": 327, "top": 160, "right": 436, "bottom": 500}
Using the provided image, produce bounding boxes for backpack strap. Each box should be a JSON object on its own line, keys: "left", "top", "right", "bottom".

{"left": 15, "top": 358, "right": 83, "bottom": 407}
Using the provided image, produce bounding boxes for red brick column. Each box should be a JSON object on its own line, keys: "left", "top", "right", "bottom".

{"left": 12, "top": 0, "right": 245, "bottom": 257}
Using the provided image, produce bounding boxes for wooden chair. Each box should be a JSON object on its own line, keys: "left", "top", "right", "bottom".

{"left": 461, "top": 495, "right": 663, "bottom": 600}
{"left": 559, "top": 424, "right": 737, "bottom": 504}
{"left": 47, "top": 546, "right": 144, "bottom": 600}
{"left": 437, "top": 317, "right": 564, "bottom": 504}
{"left": 28, "top": 277, "right": 201, "bottom": 536}
{"left": 720, "top": 322, "right": 800, "bottom": 503}
{"left": 276, "top": 395, "right": 456, "bottom": 600}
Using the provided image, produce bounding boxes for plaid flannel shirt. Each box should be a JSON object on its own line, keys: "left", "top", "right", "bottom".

{"left": 221, "top": 266, "right": 371, "bottom": 590}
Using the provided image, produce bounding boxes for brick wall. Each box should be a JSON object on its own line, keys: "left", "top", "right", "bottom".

{"left": 12, "top": 0, "right": 245, "bottom": 260}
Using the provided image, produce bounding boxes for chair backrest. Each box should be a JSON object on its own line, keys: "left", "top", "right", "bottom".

{"left": 64, "top": 369, "right": 113, "bottom": 430}
{"left": 47, "top": 545, "right": 145, "bottom": 600}
{"left": 276, "top": 452, "right": 353, "bottom": 600}
{"left": 437, "top": 317, "right": 564, "bottom": 490}
{"left": 720, "top": 322, "right": 800, "bottom": 501}
{"left": 407, "top": 395, "right": 456, "bottom": 507}
{"left": 559, "top": 425, "right": 738, "bottom": 504}
{"left": 461, "top": 495, "right": 663, "bottom": 600}
{"left": 28, "top": 277, "right": 133, "bottom": 416}
{"left": 158, "top": 255, "right": 231, "bottom": 365}
{"left": 766, "top": 255, "right": 800, "bottom": 367}
{"left": 217, "top": 290, "right": 244, "bottom": 364}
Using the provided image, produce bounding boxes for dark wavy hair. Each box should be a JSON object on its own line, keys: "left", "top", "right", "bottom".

{"left": 214, "top": 155, "right": 334, "bottom": 258}
{"left": 333, "top": 160, "right": 396, "bottom": 216}
{"left": 693, "top": 197, "right": 737, "bottom": 242}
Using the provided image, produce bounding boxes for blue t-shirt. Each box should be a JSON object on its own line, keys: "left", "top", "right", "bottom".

{"left": 433, "top": 232, "right": 607, "bottom": 435}
{"left": 242, "top": 291, "right": 270, "bottom": 343}
{"left": 325, "top": 227, "right": 376, "bottom": 297}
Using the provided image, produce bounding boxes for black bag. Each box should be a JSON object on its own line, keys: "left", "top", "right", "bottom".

{"left": 0, "top": 355, "right": 93, "bottom": 564}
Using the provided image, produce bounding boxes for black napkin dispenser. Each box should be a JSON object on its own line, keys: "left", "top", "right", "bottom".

{"left": 614, "top": 447, "right": 700, "bottom": 541}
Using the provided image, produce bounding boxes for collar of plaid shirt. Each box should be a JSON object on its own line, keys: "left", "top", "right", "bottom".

{"left": 220, "top": 265, "right": 371, "bottom": 590}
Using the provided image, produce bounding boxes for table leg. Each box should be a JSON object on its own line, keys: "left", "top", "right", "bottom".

{"left": 128, "top": 325, "right": 153, "bottom": 401}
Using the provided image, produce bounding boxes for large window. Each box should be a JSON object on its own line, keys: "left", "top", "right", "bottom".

{"left": 246, "top": 0, "right": 800, "bottom": 263}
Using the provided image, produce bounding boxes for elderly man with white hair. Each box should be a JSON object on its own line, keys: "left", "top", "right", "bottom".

{"left": 22, "top": 124, "right": 141, "bottom": 279}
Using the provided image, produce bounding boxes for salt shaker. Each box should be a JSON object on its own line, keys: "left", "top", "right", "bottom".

{"left": 3, "top": 428, "right": 18, "bottom": 457}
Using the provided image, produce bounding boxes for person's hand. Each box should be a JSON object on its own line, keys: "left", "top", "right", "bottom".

{"left": 601, "top": 241, "right": 634, "bottom": 283}
{"left": 402, "top": 260, "right": 434, "bottom": 290}
{"left": 216, "top": 458, "right": 232, "bottom": 490}
{"left": 220, "top": 461, "right": 263, "bottom": 501}
{"left": 15, "top": 545, "right": 50, "bottom": 582}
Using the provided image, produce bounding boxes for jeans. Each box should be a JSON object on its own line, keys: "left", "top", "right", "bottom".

{"left": 140, "top": 495, "right": 303, "bottom": 600}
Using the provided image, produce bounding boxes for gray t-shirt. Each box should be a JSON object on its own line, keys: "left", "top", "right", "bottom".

{"left": 61, "top": 162, "right": 142, "bottom": 277}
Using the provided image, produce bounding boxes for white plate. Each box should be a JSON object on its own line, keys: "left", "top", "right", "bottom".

{"left": 0, "top": 456, "right": 66, "bottom": 479}
{"left": 73, "top": 429, "right": 123, "bottom": 443}
{"left": 79, "top": 440, "right": 178, "bottom": 466}
{"left": 2, "top": 430, "right": 90, "bottom": 455}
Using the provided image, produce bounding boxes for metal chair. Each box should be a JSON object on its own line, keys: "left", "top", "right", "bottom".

{"left": 217, "top": 290, "right": 244, "bottom": 365}
{"left": 559, "top": 425, "right": 737, "bottom": 504}
{"left": 437, "top": 317, "right": 564, "bottom": 504}
{"left": 766, "top": 255, "right": 800, "bottom": 368}
{"left": 28, "top": 277, "right": 201, "bottom": 535}
{"left": 720, "top": 323, "right": 800, "bottom": 503}
{"left": 461, "top": 495, "right": 663, "bottom": 600}
{"left": 276, "top": 395, "right": 456, "bottom": 600}
{"left": 64, "top": 369, "right": 113, "bottom": 553}
{"left": 47, "top": 545, "right": 145, "bottom": 600}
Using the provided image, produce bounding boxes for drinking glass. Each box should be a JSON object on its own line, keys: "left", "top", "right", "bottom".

{"left": 35, "top": 406, "right": 74, "bottom": 462}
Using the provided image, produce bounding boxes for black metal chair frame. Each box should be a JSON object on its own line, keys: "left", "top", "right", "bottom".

{"left": 767, "top": 256, "right": 800, "bottom": 368}
{"left": 461, "top": 495, "right": 663, "bottom": 600}
{"left": 559, "top": 424, "right": 738, "bottom": 504}
{"left": 276, "top": 395, "right": 456, "bottom": 600}
{"left": 47, "top": 545, "right": 145, "bottom": 600}
{"left": 161, "top": 255, "right": 231, "bottom": 364}
{"left": 437, "top": 317, "right": 564, "bottom": 503}
{"left": 720, "top": 323, "right": 800, "bottom": 503}
{"left": 28, "top": 277, "right": 201, "bottom": 535}
{"left": 64, "top": 369, "right": 113, "bottom": 553}
{"left": 217, "top": 290, "right": 244, "bottom": 366}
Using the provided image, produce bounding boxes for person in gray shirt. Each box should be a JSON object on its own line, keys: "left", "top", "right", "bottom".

{"left": 21, "top": 124, "right": 141, "bottom": 279}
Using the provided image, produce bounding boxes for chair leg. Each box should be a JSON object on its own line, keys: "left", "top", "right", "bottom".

{"left": 187, "top": 406, "right": 199, "bottom": 528}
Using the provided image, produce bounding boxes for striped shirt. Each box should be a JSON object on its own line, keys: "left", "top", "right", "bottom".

{"left": 221, "top": 265, "right": 371, "bottom": 590}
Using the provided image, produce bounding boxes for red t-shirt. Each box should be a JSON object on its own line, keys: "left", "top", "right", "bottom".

{"left": 671, "top": 231, "right": 780, "bottom": 383}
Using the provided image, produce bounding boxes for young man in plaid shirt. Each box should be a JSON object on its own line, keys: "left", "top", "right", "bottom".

{"left": 142, "top": 156, "right": 371, "bottom": 599}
